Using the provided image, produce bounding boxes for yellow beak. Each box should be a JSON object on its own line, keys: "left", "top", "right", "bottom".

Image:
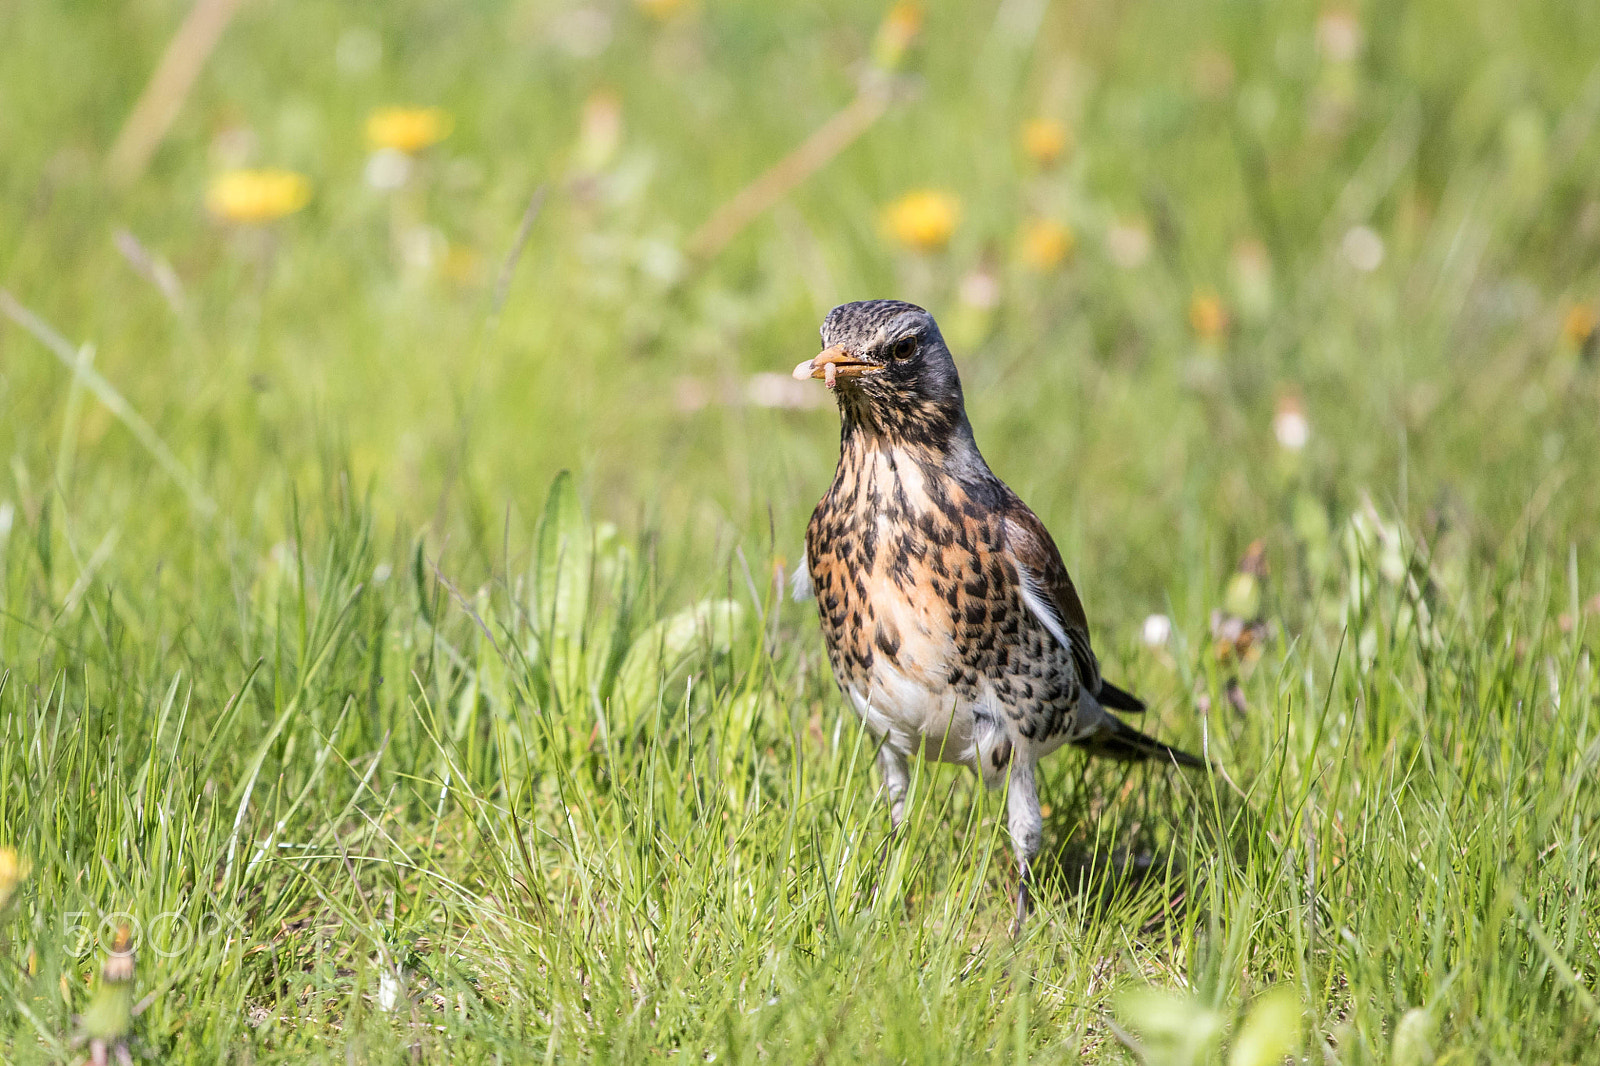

{"left": 791, "top": 344, "right": 874, "bottom": 389}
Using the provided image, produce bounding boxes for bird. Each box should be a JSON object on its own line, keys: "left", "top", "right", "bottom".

{"left": 790, "top": 299, "right": 1204, "bottom": 930}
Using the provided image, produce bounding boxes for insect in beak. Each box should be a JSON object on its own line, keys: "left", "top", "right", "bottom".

{"left": 792, "top": 345, "right": 875, "bottom": 390}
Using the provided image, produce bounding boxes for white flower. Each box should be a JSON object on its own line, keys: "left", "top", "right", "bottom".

{"left": 745, "top": 372, "right": 824, "bottom": 410}
{"left": 400, "top": 226, "right": 446, "bottom": 272}
{"left": 1341, "top": 225, "right": 1384, "bottom": 272}
{"left": 958, "top": 269, "right": 1001, "bottom": 310}
{"left": 1316, "top": 10, "right": 1363, "bottom": 63}
{"left": 364, "top": 147, "right": 412, "bottom": 190}
{"left": 377, "top": 970, "right": 404, "bottom": 1012}
{"left": 1107, "top": 220, "right": 1151, "bottom": 268}
{"left": 1142, "top": 613, "right": 1173, "bottom": 648}
{"left": 1273, "top": 393, "right": 1311, "bottom": 451}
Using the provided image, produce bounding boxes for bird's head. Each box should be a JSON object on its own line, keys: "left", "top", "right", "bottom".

{"left": 792, "top": 300, "right": 967, "bottom": 443}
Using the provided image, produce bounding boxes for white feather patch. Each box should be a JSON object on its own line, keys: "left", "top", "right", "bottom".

{"left": 1013, "top": 558, "right": 1076, "bottom": 663}
{"left": 846, "top": 675, "right": 976, "bottom": 769}
{"left": 789, "top": 554, "right": 814, "bottom": 601}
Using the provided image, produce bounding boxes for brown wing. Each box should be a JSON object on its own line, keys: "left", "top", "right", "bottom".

{"left": 999, "top": 494, "right": 1104, "bottom": 696}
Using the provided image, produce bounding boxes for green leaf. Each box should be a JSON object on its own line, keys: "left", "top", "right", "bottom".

{"left": 719, "top": 689, "right": 767, "bottom": 788}
{"left": 1391, "top": 1008, "right": 1436, "bottom": 1066}
{"left": 1114, "top": 985, "right": 1225, "bottom": 1066}
{"left": 534, "top": 471, "right": 588, "bottom": 640}
{"left": 1228, "top": 986, "right": 1302, "bottom": 1066}
{"left": 35, "top": 495, "right": 51, "bottom": 582}
{"left": 533, "top": 471, "right": 592, "bottom": 708}
{"left": 612, "top": 598, "right": 744, "bottom": 730}
{"left": 412, "top": 537, "right": 433, "bottom": 625}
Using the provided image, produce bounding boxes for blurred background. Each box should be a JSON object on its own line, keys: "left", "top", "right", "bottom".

{"left": 5, "top": 3, "right": 1600, "bottom": 1058}
{"left": 4, "top": 0, "right": 1597, "bottom": 618}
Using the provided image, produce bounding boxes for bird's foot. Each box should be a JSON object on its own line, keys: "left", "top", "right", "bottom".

{"left": 1011, "top": 875, "right": 1033, "bottom": 938}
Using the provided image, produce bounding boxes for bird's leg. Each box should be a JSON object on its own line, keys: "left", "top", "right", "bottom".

{"left": 876, "top": 743, "right": 910, "bottom": 829}
{"left": 1006, "top": 756, "right": 1043, "bottom": 936}
{"left": 868, "top": 743, "right": 912, "bottom": 911}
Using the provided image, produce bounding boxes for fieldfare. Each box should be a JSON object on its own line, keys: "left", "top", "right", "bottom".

{"left": 792, "top": 300, "right": 1204, "bottom": 929}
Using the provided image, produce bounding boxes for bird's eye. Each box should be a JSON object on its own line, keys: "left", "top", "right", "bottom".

{"left": 890, "top": 335, "right": 917, "bottom": 360}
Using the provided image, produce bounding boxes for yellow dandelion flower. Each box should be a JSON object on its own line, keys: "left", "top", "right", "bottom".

{"left": 366, "top": 106, "right": 454, "bottom": 154}
{"left": 0, "top": 848, "right": 27, "bottom": 911}
{"left": 1021, "top": 118, "right": 1071, "bottom": 168}
{"left": 1188, "top": 292, "right": 1229, "bottom": 340}
{"left": 881, "top": 190, "right": 959, "bottom": 253}
{"left": 1562, "top": 303, "right": 1596, "bottom": 347}
{"left": 1018, "top": 218, "right": 1075, "bottom": 271}
{"left": 442, "top": 243, "right": 484, "bottom": 285}
{"left": 872, "top": 1, "right": 923, "bottom": 71}
{"left": 205, "top": 168, "right": 311, "bottom": 224}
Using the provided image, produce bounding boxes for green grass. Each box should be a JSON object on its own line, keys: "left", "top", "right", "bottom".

{"left": 3, "top": 0, "right": 1600, "bottom": 1061}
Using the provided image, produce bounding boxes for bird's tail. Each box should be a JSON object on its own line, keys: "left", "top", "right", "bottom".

{"left": 1076, "top": 714, "right": 1207, "bottom": 770}
{"left": 1095, "top": 678, "right": 1146, "bottom": 713}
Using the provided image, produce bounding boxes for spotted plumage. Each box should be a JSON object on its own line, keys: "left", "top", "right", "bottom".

{"left": 793, "top": 299, "right": 1204, "bottom": 929}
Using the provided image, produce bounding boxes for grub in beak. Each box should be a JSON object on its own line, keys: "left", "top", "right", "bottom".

{"left": 792, "top": 344, "right": 872, "bottom": 389}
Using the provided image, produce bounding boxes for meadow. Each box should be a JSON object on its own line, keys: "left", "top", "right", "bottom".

{"left": 3, "top": 0, "right": 1599, "bottom": 1061}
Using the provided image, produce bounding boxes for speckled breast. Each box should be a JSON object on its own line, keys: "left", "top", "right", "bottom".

{"left": 804, "top": 444, "right": 1084, "bottom": 763}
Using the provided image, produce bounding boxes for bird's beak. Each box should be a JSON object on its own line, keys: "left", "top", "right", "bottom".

{"left": 792, "top": 344, "right": 874, "bottom": 390}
